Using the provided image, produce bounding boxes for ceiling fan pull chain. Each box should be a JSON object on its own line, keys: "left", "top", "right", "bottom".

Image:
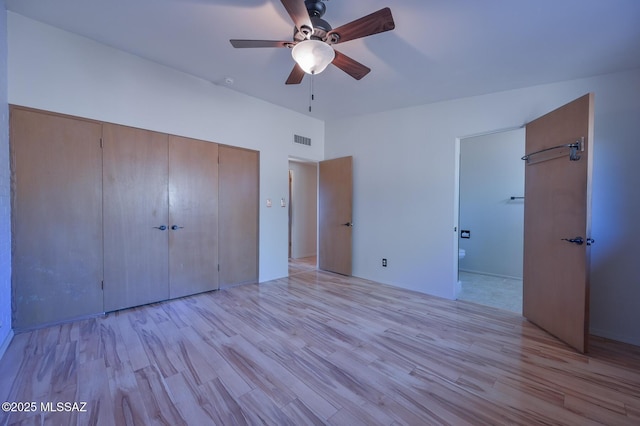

{"left": 309, "top": 71, "right": 315, "bottom": 112}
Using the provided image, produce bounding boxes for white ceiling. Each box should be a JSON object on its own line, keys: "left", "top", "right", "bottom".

{"left": 6, "top": 0, "right": 640, "bottom": 120}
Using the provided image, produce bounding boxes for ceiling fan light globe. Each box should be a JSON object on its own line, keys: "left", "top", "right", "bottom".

{"left": 291, "top": 40, "right": 335, "bottom": 74}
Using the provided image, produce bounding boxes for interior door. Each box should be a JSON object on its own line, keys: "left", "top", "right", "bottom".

{"left": 11, "top": 108, "right": 104, "bottom": 329}
{"left": 318, "top": 156, "right": 353, "bottom": 275}
{"left": 103, "top": 124, "right": 170, "bottom": 311}
{"left": 168, "top": 136, "right": 219, "bottom": 298}
{"left": 523, "top": 93, "right": 594, "bottom": 353}
{"left": 218, "top": 145, "right": 259, "bottom": 287}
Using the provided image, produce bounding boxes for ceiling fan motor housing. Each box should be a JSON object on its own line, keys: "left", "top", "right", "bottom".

{"left": 304, "top": 0, "right": 326, "bottom": 18}
{"left": 294, "top": 17, "right": 332, "bottom": 42}
{"left": 294, "top": 1, "right": 334, "bottom": 42}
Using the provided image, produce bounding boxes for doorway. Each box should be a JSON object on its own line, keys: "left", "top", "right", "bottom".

{"left": 288, "top": 159, "right": 318, "bottom": 276}
{"left": 457, "top": 128, "right": 525, "bottom": 313}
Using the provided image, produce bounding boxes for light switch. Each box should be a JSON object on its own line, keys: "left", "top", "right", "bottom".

{"left": 281, "top": 198, "right": 286, "bottom": 207}
{"left": 266, "top": 198, "right": 272, "bottom": 208}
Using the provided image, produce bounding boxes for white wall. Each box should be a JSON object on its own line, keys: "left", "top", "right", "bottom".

{"left": 7, "top": 13, "right": 325, "bottom": 284}
{"left": 459, "top": 129, "right": 525, "bottom": 278}
{"left": 325, "top": 68, "right": 640, "bottom": 346}
{"left": 0, "top": 0, "right": 13, "bottom": 359}
{"left": 289, "top": 161, "right": 317, "bottom": 259}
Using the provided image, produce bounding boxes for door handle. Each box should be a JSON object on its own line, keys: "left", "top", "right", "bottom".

{"left": 171, "top": 225, "right": 184, "bottom": 231}
{"left": 561, "top": 236, "right": 584, "bottom": 245}
{"left": 153, "top": 225, "right": 167, "bottom": 231}
{"left": 561, "top": 236, "right": 595, "bottom": 246}
{"left": 342, "top": 222, "right": 353, "bottom": 227}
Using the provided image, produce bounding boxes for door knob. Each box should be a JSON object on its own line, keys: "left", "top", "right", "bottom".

{"left": 342, "top": 222, "right": 353, "bottom": 227}
{"left": 171, "top": 225, "right": 184, "bottom": 231}
{"left": 153, "top": 225, "right": 167, "bottom": 231}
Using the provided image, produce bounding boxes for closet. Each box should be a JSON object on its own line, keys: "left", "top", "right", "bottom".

{"left": 11, "top": 107, "right": 258, "bottom": 329}
{"left": 11, "top": 108, "right": 104, "bottom": 330}
{"left": 102, "top": 125, "right": 221, "bottom": 311}
{"left": 168, "top": 135, "right": 220, "bottom": 298}
{"left": 219, "top": 145, "right": 259, "bottom": 286}
{"left": 102, "top": 124, "right": 171, "bottom": 311}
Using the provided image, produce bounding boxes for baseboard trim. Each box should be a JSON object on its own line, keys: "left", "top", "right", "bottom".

{"left": 590, "top": 328, "right": 640, "bottom": 348}
{"left": 0, "top": 330, "right": 14, "bottom": 361}
{"left": 12, "top": 312, "right": 105, "bottom": 334}
{"left": 291, "top": 253, "right": 317, "bottom": 260}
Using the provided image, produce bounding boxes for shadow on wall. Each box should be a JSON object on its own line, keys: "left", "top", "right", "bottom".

{"left": 589, "top": 110, "right": 640, "bottom": 346}
{"left": 590, "top": 237, "right": 639, "bottom": 345}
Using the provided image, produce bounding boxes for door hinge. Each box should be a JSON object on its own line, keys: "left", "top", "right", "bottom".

{"left": 101, "top": 280, "right": 104, "bottom": 290}
{"left": 218, "top": 264, "right": 220, "bottom": 272}
{"left": 100, "top": 137, "right": 104, "bottom": 148}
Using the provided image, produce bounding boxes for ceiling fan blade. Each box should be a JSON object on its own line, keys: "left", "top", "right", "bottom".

{"left": 230, "top": 39, "right": 292, "bottom": 48}
{"left": 332, "top": 50, "right": 371, "bottom": 80}
{"left": 285, "top": 63, "right": 305, "bottom": 85}
{"left": 327, "top": 7, "right": 395, "bottom": 44}
{"left": 281, "top": 0, "right": 313, "bottom": 37}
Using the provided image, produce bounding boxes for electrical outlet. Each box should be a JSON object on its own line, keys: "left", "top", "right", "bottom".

{"left": 382, "top": 258, "right": 387, "bottom": 267}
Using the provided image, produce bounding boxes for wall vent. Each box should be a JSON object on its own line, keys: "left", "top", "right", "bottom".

{"left": 293, "top": 134, "right": 312, "bottom": 146}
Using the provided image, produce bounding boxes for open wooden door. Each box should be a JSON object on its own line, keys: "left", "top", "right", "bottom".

{"left": 319, "top": 156, "right": 353, "bottom": 275}
{"left": 523, "top": 93, "right": 594, "bottom": 353}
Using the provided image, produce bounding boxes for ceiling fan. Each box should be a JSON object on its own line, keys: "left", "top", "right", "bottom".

{"left": 230, "top": 0, "right": 395, "bottom": 84}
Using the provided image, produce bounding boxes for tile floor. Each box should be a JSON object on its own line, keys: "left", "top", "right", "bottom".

{"left": 457, "top": 271, "right": 523, "bottom": 314}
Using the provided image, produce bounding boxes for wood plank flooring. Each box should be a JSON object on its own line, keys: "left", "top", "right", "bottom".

{"left": 288, "top": 256, "right": 318, "bottom": 276}
{"left": 1, "top": 268, "right": 640, "bottom": 425}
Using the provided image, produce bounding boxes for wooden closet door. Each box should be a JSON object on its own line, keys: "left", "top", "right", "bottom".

{"left": 103, "top": 124, "right": 169, "bottom": 312}
{"left": 219, "top": 145, "right": 259, "bottom": 286}
{"left": 11, "top": 108, "right": 104, "bottom": 329}
{"left": 168, "top": 136, "right": 219, "bottom": 298}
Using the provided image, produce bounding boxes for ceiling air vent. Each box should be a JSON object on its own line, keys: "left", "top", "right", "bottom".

{"left": 293, "top": 134, "right": 311, "bottom": 146}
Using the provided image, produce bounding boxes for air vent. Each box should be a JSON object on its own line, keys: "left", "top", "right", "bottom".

{"left": 293, "top": 134, "right": 312, "bottom": 146}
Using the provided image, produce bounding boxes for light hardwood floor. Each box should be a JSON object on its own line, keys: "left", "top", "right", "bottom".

{"left": 288, "top": 256, "right": 318, "bottom": 276}
{"left": 1, "top": 269, "right": 639, "bottom": 425}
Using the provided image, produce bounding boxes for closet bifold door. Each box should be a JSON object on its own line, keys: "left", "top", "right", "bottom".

{"left": 219, "top": 145, "right": 259, "bottom": 287}
{"left": 103, "top": 124, "right": 170, "bottom": 312}
{"left": 168, "top": 136, "right": 219, "bottom": 298}
{"left": 11, "top": 108, "right": 104, "bottom": 330}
